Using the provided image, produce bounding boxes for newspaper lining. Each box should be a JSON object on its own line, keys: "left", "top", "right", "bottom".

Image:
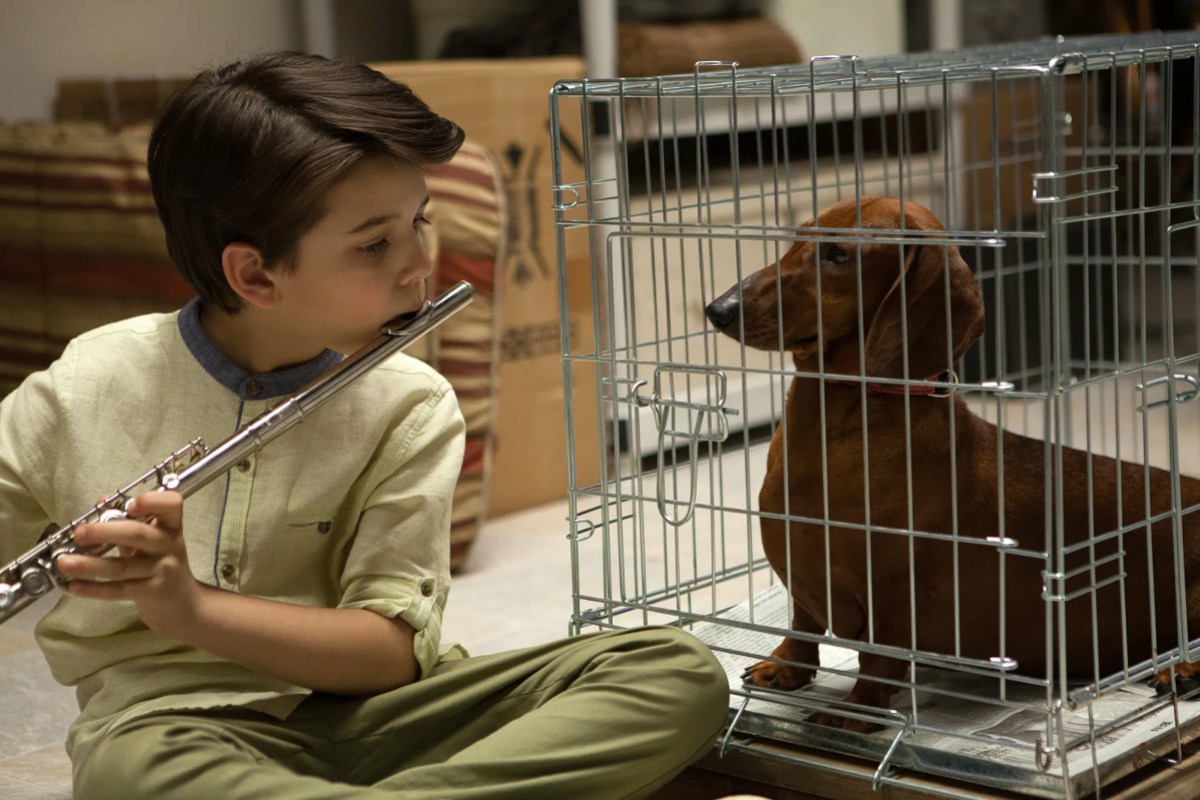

{"left": 692, "top": 583, "right": 1200, "bottom": 794}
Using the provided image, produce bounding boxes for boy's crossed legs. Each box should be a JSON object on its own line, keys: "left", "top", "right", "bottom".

{"left": 76, "top": 627, "right": 729, "bottom": 800}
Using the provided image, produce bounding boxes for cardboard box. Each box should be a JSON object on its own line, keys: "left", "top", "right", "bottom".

{"left": 374, "top": 58, "right": 600, "bottom": 516}
{"left": 964, "top": 80, "right": 1085, "bottom": 230}
{"left": 57, "top": 77, "right": 191, "bottom": 125}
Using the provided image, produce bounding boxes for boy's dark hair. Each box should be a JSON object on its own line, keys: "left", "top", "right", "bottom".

{"left": 148, "top": 51, "right": 464, "bottom": 312}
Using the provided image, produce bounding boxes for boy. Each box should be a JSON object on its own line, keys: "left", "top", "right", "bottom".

{"left": 0, "top": 51, "right": 729, "bottom": 799}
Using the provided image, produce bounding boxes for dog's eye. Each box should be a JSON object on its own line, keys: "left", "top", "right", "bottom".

{"left": 826, "top": 244, "right": 849, "bottom": 264}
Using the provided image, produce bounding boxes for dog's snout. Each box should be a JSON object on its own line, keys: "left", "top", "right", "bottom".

{"left": 705, "top": 291, "right": 742, "bottom": 333}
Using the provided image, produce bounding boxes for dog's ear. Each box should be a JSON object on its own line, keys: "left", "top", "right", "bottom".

{"left": 864, "top": 239, "right": 985, "bottom": 381}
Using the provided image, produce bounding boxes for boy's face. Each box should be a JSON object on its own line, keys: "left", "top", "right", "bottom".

{"left": 275, "top": 155, "right": 434, "bottom": 355}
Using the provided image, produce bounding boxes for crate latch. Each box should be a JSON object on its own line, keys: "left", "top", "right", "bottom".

{"left": 1136, "top": 373, "right": 1200, "bottom": 412}
{"left": 630, "top": 366, "right": 737, "bottom": 526}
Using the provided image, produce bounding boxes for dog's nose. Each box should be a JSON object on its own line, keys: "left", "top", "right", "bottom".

{"left": 705, "top": 293, "right": 741, "bottom": 333}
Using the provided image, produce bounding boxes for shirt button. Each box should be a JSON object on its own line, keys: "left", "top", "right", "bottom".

{"left": 419, "top": 579, "right": 435, "bottom": 597}
{"left": 246, "top": 380, "right": 262, "bottom": 397}
{"left": 220, "top": 563, "right": 236, "bottom": 581}
{"left": 236, "top": 458, "right": 251, "bottom": 472}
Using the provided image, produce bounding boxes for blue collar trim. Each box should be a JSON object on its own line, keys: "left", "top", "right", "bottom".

{"left": 177, "top": 299, "right": 342, "bottom": 401}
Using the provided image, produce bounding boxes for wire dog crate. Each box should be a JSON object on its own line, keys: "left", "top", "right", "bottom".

{"left": 551, "top": 31, "right": 1200, "bottom": 799}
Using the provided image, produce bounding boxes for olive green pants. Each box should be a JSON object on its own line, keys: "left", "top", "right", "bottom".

{"left": 74, "top": 627, "right": 730, "bottom": 800}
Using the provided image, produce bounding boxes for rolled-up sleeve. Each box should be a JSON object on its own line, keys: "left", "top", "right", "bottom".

{"left": 0, "top": 350, "right": 71, "bottom": 563}
{"left": 337, "top": 378, "right": 465, "bottom": 678}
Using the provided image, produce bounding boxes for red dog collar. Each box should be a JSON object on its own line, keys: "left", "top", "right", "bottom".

{"left": 827, "top": 371, "right": 956, "bottom": 397}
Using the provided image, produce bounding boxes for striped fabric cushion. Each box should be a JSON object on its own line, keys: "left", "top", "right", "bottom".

{"left": 424, "top": 140, "right": 503, "bottom": 571}
{"left": 0, "top": 123, "right": 501, "bottom": 571}
{"left": 0, "top": 122, "right": 190, "bottom": 393}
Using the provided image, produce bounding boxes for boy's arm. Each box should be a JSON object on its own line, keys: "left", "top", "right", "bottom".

{"left": 176, "top": 526, "right": 423, "bottom": 693}
{"left": 61, "top": 489, "right": 419, "bottom": 695}
{"left": 0, "top": 359, "right": 68, "bottom": 564}
{"left": 179, "top": 579, "right": 422, "bottom": 695}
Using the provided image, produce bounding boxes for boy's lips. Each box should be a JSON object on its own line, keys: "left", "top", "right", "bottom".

{"left": 382, "top": 287, "right": 430, "bottom": 328}
{"left": 403, "top": 287, "right": 428, "bottom": 317}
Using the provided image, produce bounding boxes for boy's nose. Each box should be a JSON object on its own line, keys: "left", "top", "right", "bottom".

{"left": 401, "top": 247, "right": 435, "bottom": 286}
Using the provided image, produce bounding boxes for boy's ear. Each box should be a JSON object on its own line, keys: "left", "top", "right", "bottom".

{"left": 221, "top": 242, "right": 278, "bottom": 309}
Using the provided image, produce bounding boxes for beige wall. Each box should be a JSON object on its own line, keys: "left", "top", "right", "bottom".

{"left": 0, "top": 0, "right": 304, "bottom": 122}
{"left": 763, "top": 0, "right": 908, "bottom": 59}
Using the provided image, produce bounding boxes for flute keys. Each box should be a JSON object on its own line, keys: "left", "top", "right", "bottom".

{"left": 19, "top": 567, "right": 53, "bottom": 597}
{"left": 0, "top": 583, "right": 16, "bottom": 610}
{"left": 50, "top": 548, "right": 75, "bottom": 574}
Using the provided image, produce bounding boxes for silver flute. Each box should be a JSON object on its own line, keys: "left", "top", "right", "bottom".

{"left": 0, "top": 280, "right": 475, "bottom": 624}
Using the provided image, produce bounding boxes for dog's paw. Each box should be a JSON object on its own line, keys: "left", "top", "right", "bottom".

{"left": 741, "top": 659, "right": 813, "bottom": 691}
{"left": 805, "top": 682, "right": 894, "bottom": 734}
{"left": 1150, "top": 664, "right": 1200, "bottom": 697}
{"left": 806, "top": 710, "right": 885, "bottom": 734}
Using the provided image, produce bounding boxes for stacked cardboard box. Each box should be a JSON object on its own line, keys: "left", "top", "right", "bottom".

{"left": 372, "top": 58, "right": 601, "bottom": 516}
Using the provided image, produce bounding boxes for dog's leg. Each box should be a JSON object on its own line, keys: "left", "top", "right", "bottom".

{"left": 809, "top": 652, "right": 909, "bottom": 733}
{"left": 742, "top": 602, "right": 821, "bottom": 690}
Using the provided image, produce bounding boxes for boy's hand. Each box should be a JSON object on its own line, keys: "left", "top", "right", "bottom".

{"left": 54, "top": 491, "right": 418, "bottom": 694}
{"left": 57, "top": 490, "right": 202, "bottom": 637}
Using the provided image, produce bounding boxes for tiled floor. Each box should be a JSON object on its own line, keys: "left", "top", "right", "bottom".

{"left": 0, "top": 499, "right": 577, "bottom": 799}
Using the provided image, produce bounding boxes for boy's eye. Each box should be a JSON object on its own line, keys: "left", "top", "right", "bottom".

{"left": 415, "top": 215, "right": 434, "bottom": 251}
{"left": 360, "top": 238, "right": 389, "bottom": 257}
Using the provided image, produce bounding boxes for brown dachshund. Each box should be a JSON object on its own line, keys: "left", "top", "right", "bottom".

{"left": 704, "top": 196, "right": 1200, "bottom": 732}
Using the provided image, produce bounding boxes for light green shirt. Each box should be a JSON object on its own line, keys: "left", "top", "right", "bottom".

{"left": 0, "top": 303, "right": 466, "bottom": 774}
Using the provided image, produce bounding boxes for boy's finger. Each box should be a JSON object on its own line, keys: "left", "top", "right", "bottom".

{"left": 66, "top": 578, "right": 141, "bottom": 602}
{"left": 125, "top": 490, "right": 184, "bottom": 532}
{"left": 73, "top": 521, "right": 173, "bottom": 554}
{"left": 58, "top": 554, "right": 155, "bottom": 582}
